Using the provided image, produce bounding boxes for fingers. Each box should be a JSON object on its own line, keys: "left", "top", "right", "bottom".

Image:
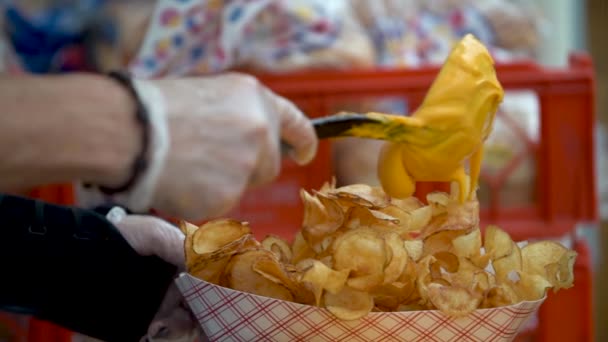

{"left": 110, "top": 213, "right": 185, "bottom": 268}
{"left": 149, "top": 217, "right": 186, "bottom": 268}
{"left": 248, "top": 113, "right": 281, "bottom": 188}
{"left": 264, "top": 88, "right": 318, "bottom": 165}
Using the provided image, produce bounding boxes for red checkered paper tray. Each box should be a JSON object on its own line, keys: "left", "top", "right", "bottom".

{"left": 176, "top": 273, "right": 545, "bottom": 342}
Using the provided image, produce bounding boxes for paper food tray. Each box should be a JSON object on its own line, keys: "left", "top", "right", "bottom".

{"left": 176, "top": 273, "right": 545, "bottom": 342}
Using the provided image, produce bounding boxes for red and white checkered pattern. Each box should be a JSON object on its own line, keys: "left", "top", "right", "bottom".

{"left": 177, "top": 273, "right": 544, "bottom": 342}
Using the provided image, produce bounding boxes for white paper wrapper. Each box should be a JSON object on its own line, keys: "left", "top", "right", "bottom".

{"left": 176, "top": 273, "right": 545, "bottom": 342}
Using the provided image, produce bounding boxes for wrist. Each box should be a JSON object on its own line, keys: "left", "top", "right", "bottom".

{"left": 81, "top": 73, "right": 143, "bottom": 188}
{"left": 76, "top": 77, "right": 170, "bottom": 213}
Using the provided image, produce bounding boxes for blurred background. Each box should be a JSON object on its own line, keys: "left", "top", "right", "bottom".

{"left": 0, "top": 0, "right": 606, "bottom": 341}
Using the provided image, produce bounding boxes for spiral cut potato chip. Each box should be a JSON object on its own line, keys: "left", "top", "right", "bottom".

{"left": 183, "top": 181, "right": 576, "bottom": 320}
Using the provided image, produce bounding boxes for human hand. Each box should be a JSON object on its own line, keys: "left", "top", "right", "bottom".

{"left": 106, "top": 207, "right": 202, "bottom": 342}
{"left": 76, "top": 72, "right": 317, "bottom": 221}
{"left": 141, "top": 72, "right": 317, "bottom": 221}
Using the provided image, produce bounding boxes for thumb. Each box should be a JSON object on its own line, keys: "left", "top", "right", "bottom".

{"left": 263, "top": 88, "right": 318, "bottom": 165}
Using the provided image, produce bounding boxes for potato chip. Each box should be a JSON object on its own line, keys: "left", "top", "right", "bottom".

{"left": 511, "top": 272, "right": 553, "bottom": 301}
{"left": 262, "top": 235, "right": 293, "bottom": 264}
{"left": 421, "top": 200, "right": 478, "bottom": 238}
{"left": 324, "top": 287, "right": 374, "bottom": 320}
{"left": 403, "top": 240, "right": 424, "bottom": 262}
{"left": 482, "top": 284, "right": 518, "bottom": 308}
{"left": 299, "top": 259, "right": 349, "bottom": 305}
{"left": 373, "top": 280, "right": 416, "bottom": 299}
{"left": 426, "top": 192, "right": 450, "bottom": 216}
{"left": 521, "top": 241, "right": 577, "bottom": 290}
{"left": 191, "top": 219, "right": 251, "bottom": 255}
{"left": 224, "top": 249, "right": 294, "bottom": 301}
{"left": 344, "top": 206, "right": 398, "bottom": 232}
{"left": 422, "top": 230, "right": 467, "bottom": 257}
{"left": 452, "top": 228, "right": 482, "bottom": 259}
{"left": 427, "top": 283, "right": 482, "bottom": 317}
{"left": 484, "top": 225, "right": 513, "bottom": 260}
{"left": 492, "top": 242, "right": 522, "bottom": 281}
{"left": 291, "top": 231, "right": 316, "bottom": 264}
{"left": 383, "top": 232, "right": 409, "bottom": 284}
{"left": 432, "top": 251, "right": 459, "bottom": 274}
{"left": 181, "top": 220, "right": 200, "bottom": 268}
{"left": 301, "top": 190, "right": 344, "bottom": 250}
{"left": 252, "top": 253, "right": 297, "bottom": 289}
{"left": 391, "top": 197, "right": 424, "bottom": 212}
{"left": 317, "top": 177, "right": 337, "bottom": 195}
{"left": 415, "top": 255, "right": 435, "bottom": 303}
{"left": 188, "top": 233, "right": 258, "bottom": 284}
{"left": 327, "top": 184, "right": 389, "bottom": 209}
{"left": 347, "top": 273, "right": 384, "bottom": 292}
{"left": 333, "top": 229, "right": 386, "bottom": 277}
{"left": 373, "top": 280, "right": 417, "bottom": 311}
{"left": 409, "top": 205, "right": 433, "bottom": 232}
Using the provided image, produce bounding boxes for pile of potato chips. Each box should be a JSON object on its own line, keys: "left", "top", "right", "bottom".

{"left": 182, "top": 180, "right": 576, "bottom": 320}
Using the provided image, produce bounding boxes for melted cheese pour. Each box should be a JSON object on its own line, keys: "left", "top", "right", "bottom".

{"left": 376, "top": 34, "right": 504, "bottom": 203}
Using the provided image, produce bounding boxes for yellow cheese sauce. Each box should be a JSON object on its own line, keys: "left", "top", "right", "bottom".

{"left": 375, "top": 34, "right": 504, "bottom": 203}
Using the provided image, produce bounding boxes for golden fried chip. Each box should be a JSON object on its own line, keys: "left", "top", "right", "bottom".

{"left": 416, "top": 255, "right": 435, "bottom": 304}
{"left": 432, "top": 251, "right": 460, "bottom": 274}
{"left": 391, "top": 197, "right": 424, "bottom": 212}
{"left": 191, "top": 219, "right": 251, "bottom": 255}
{"left": 262, "top": 235, "right": 293, "bottom": 264}
{"left": 333, "top": 229, "right": 386, "bottom": 277}
{"left": 291, "top": 231, "right": 316, "bottom": 264}
{"left": 180, "top": 220, "right": 199, "bottom": 267}
{"left": 482, "top": 284, "right": 519, "bottom": 308}
{"left": 317, "top": 177, "right": 337, "bottom": 195}
{"left": 344, "top": 206, "right": 398, "bottom": 231}
{"left": 327, "top": 184, "right": 389, "bottom": 208}
{"left": 252, "top": 253, "right": 297, "bottom": 289}
{"left": 484, "top": 225, "right": 513, "bottom": 260}
{"left": 301, "top": 190, "right": 344, "bottom": 250}
{"left": 409, "top": 205, "right": 433, "bottom": 232}
{"left": 188, "top": 234, "right": 258, "bottom": 284}
{"left": 347, "top": 273, "right": 384, "bottom": 292}
{"left": 324, "top": 287, "right": 374, "bottom": 320}
{"left": 422, "top": 230, "right": 467, "bottom": 257}
{"left": 403, "top": 240, "right": 424, "bottom": 262}
{"left": 511, "top": 272, "right": 552, "bottom": 301}
{"left": 421, "top": 200, "right": 478, "bottom": 238}
{"left": 521, "top": 241, "right": 577, "bottom": 290}
{"left": 426, "top": 192, "right": 450, "bottom": 216}
{"left": 492, "top": 243, "right": 522, "bottom": 281}
{"left": 452, "top": 228, "right": 482, "bottom": 259}
{"left": 299, "top": 259, "right": 349, "bottom": 305}
{"left": 224, "top": 249, "right": 294, "bottom": 301}
{"left": 373, "top": 279, "right": 417, "bottom": 312}
{"left": 383, "top": 232, "right": 409, "bottom": 284}
{"left": 427, "top": 283, "right": 482, "bottom": 317}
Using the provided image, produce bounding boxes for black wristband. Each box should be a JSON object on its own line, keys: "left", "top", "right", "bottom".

{"left": 85, "top": 70, "right": 151, "bottom": 195}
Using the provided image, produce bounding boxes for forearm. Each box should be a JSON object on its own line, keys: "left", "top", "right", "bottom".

{"left": 0, "top": 73, "right": 140, "bottom": 191}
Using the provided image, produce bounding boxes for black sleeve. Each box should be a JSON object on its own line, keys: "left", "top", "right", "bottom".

{"left": 0, "top": 194, "right": 177, "bottom": 342}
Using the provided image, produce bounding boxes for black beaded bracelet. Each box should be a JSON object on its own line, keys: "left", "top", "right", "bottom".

{"left": 85, "top": 71, "right": 151, "bottom": 195}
